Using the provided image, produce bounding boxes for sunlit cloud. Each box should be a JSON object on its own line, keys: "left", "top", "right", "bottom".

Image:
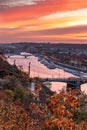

{"left": 0, "top": 0, "right": 87, "bottom": 43}
{"left": 68, "top": 20, "right": 87, "bottom": 26}
{"left": 41, "top": 8, "right": 87, "bottom": 19}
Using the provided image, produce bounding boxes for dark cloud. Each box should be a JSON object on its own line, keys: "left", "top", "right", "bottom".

{"left": 38, "top": 25, "right": 87, "bottom": 35}
{"left": 17, "top": 25, "right": 87, "bottom": 36}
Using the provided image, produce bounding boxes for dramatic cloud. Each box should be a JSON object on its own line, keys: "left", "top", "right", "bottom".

{"left": 0, "top": 0, "right": 87, "bottom": 43}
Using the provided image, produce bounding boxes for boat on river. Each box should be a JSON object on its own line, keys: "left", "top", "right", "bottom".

{"left": 80, "top": 73, "right": 87, "bottom": 78}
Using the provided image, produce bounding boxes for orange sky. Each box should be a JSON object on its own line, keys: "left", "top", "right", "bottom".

{"left": 0, "top": 0, "right": 87, "bottom": 43}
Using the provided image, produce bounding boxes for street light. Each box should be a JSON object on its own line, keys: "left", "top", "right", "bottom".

{"left": 64, "top": 69, "right": 65, "bottom": 79}
{"left": 14, "top": 59, "right": 16, "bottom": 65}
{"left": 28, "top": 62, "right": 31, "bottom": 78}
{"left": 38, "top": 71, "right": 39, "bottom": 78}
{"left": 59, "top": 69, "right": 60, "bottom": 78}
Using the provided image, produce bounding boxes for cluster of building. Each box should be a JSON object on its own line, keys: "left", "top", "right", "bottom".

{"left": 0, "top": 42, "right": 87, "bottom": 70}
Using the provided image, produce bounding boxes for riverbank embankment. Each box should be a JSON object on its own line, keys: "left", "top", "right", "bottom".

{"left": 37, "top": 55, "right": 87, "bottom": 77}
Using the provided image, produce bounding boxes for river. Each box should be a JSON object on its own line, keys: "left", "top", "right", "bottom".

{"left": 7, "top": 55, "right": 87, "bottom": 94}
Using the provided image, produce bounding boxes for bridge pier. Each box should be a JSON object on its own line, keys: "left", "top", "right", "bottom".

{"left": 67, "top": 80, "right": 81, "bottom": 90}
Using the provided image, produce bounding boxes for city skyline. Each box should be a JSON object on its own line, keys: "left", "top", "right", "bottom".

{"left": 0, "top": 0, "right": 87, "bottom": 43}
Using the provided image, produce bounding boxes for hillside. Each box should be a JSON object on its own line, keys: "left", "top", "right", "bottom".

{"left": 0, "top": 54, "right": 87, "bottom": 130}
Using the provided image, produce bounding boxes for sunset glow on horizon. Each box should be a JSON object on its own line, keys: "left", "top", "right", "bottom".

{"left": 0, "top": 0, "right": 87, "bottom": 43}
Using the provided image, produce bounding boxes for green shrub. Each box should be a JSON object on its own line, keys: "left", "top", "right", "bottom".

{"left": 5, "top": 89, "right": 14, "bottom": 101}
{"left": 14, "top": 85, "right": 25, "bottom": 101}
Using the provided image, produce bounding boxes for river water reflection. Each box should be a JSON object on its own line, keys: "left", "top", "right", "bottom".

{"left": 7, "top": 55, "right": 87, "bottom": 94}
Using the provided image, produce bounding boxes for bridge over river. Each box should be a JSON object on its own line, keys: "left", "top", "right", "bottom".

{"left": 41, "top": 77, "right": 87, "bottom": 90}
{"left": 6, "top": 52, "right": 32, "bottom": 59}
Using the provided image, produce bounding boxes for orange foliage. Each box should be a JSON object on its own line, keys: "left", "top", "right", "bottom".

{"left": 0, "top": 100, "right": 36, "bottom": 130}
{"left": 0, "top": 88, "right": 87, "bottom": 130}
{"left": 43, "top": 90, "right": 87, "bottom": 130}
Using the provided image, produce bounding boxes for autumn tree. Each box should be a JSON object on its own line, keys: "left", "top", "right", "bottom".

{"left": 43, "top": 89, "right": 87, "bottom": 130}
